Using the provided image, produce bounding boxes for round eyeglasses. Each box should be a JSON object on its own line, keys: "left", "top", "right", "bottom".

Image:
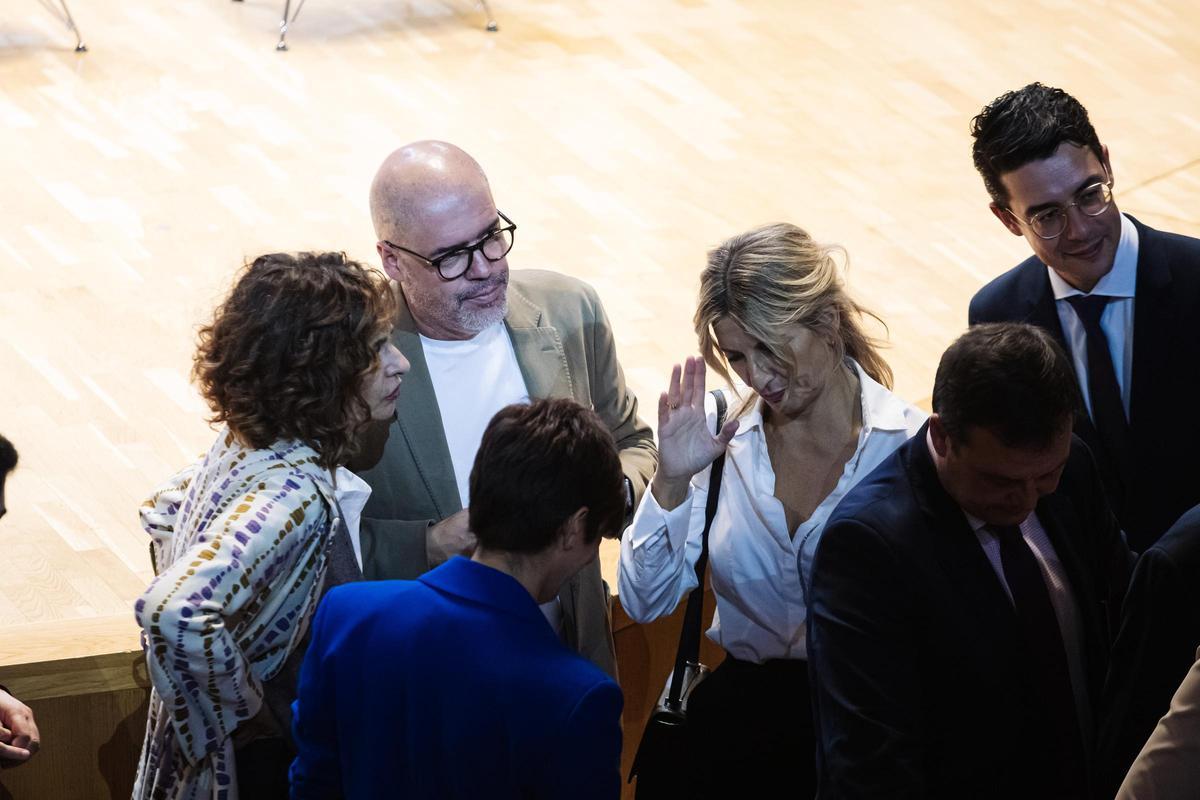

{"left": 1008, "top": 181, "right": 1114, "bottom": 240}
{"left": 382, "top": 211, "right": 517, "bottom": 281}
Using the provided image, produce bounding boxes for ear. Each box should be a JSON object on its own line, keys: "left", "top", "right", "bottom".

{"left": 377, "top": 242, "right": 405, "bottom": 283}
{"left": 558, "top": 507, "right": 590, "bottom": 552}
{"left": 989, "top": 203, "right": 1023, "bottom": 237}
{"left": 928, "top": 414, "right": 951, "bottom": 458}
{"left": 1100, "top": 143, "right": 1114, "bottom": 186}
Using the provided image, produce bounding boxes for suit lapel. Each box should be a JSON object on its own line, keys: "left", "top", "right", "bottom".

{"left": 504, "top": 281, "right": 576, "bottom": 402}
{"left": 1127, "top": 215, "right": 1173, "bottom": 432}
{"left": 1019, "top": 258, "right": 1106, "bottom": 449}
{"left": 1015, "top": 261, "right": 1068, "bottom": 346}
{"left": 1037, "top": 490, "right": 1106, "bottom": 697}
{"left": 904, "top": 429, "right": 1018, "bottom": 634}
{"left": 391, "top": 286, "right": 462, "bottom": 516}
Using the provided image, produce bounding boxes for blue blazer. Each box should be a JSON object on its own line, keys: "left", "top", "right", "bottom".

{"left": 289, "top": 557, "right": 623, "bottom": 800}
{"left": 808, "top": 424, "right": 1132, "bottom": 799}
{"left": 968, "top": 216, "right": 1200, "bottom": 551}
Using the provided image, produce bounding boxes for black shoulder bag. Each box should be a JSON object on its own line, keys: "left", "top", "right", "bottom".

{"left": 628, "top": 390, "right": 728, "bottom": 798}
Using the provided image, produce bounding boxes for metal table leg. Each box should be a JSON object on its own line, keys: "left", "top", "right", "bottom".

{"left": 34, "top": 0, "right": 87, "bottom": 51}
{"left": 276, "top": 0, "right": 309, "bottom": 51}
{"left": 479, "top": 0, "right": 498, "bottom": 32}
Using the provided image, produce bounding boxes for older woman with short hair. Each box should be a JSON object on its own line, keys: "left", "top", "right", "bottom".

{"left": 132, "top": 251, "right": 408, "bottom": 800}
{"left": 619, "top": 223, "right": 925, "bottom": 798}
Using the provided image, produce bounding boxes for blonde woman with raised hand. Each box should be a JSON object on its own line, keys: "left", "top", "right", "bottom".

{"left": 619, "top": 223, "right": 925, "bottom": 798}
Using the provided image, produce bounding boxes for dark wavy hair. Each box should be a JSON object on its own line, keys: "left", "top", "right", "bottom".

{"left": 970, "top": 82, "right": 1103, "bottom": 205}
{"left": 194, "top": 252, "right": 397, "bottom": 469}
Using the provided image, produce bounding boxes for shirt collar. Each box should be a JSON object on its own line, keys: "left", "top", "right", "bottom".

{"left": 1047, "top": 212, "right": 1139, "bottom": 300}
{"left": 732, "top": 359, "right": 910, "bottom": 437}
{"left": 855, "top": 360, "right": 913, "bottom": 433}
{"left": 331, "top": 465, "right": 373, "bottom": 506}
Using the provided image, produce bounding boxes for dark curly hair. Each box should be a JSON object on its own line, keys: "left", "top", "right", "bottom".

{"left": 970, "top": 83, "right": 1103, "bottom": 205}
{"left": 194, "top": 252, "right": 397, "bottom": 469}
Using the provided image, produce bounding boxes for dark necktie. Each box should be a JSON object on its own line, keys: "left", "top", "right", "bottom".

{"left": 995, "top": 525, "right": 1085, "bottom": 792}
{"left": 1064, "top": 294, "right": 1129, "bottom": 478}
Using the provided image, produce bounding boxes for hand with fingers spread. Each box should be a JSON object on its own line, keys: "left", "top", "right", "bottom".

{"left": 651, "top": 356, "right": 739, "bottom": 511}
{"left": 0, "top": 688, "right": 40, "bottom": 768}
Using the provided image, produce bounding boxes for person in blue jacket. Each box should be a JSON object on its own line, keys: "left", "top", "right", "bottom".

{"left": 290, "top": 397, "right": 625, "bottom": 799}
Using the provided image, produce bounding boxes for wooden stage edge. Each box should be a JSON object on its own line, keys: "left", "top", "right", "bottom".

{"left": 0, "top": 566, "right": 721, "bottom": 800}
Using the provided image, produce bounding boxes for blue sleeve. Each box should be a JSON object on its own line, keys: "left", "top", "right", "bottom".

{"left": 289, "top": 593, "right": 342, "bottom": 799}
{"left": 546, "top": 679, "right": 624, "bottom": 800}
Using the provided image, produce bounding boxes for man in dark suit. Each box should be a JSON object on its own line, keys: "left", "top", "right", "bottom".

{"left": 1097, "top": 503, "right": 1200, "bottom": 797}
{"left": 966, "top": 83, "right": 1200, "bottom": 552}
{"left": 808, "top": 324, "right": 1133, "bottom": 799}
{"left": 290, "top": 399, "right": 624, "bottom": 800}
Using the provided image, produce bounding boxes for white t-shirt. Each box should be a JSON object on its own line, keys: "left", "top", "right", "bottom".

{"left": 421, "top": 322, "right": 530, "bottom": 506}
{"left": 423, "top": 322, "right": 565, "bottom": 628}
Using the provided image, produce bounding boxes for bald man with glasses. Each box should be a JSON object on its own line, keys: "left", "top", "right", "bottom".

{"left": 351, "top": 141, "right": 657, "bottom": 678}
{"left": 968, "top": 83, "right": 1200, "bottom": 554}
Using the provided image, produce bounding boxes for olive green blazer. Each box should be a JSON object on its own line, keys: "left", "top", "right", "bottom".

{"left": 355, "top": 269, "right": 658, "bottom": 677}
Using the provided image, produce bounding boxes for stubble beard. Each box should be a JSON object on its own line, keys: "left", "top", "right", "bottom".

{"left": 452, "top": 275, "right": 508, "bottom": 335}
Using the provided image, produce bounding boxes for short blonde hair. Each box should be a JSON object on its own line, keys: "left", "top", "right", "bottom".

{"left": 695, "top": 222, "right": 893, "bottom": 393}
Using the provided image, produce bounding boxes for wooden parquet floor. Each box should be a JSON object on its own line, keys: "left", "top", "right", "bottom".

{"left": 1, "top": 0, "right": 1198, "bottom": 662}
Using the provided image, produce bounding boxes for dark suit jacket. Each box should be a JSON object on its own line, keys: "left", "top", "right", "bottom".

{"left": 968, "top": 216, "right": 1200, "bottom": 551}
{"left": 1096, "top": 503, "right": 1200, "bottom": 797}
{"left": 808, "top": 424, "right": 1132, "bottom": 800}
{"left": 290, "top": 557, "right": 624, "bottom": 800}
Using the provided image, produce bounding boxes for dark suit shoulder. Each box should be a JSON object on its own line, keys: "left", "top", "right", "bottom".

{"left": 1146, "top": 505, "right": 1200, "bottom": 565}
{"left": 825, "top": 446, "right": 920, "bottom": 540}
{"left": 1143, "top": 222, "right": 1200, "bottom": 261}
{"left": 1052, "top": 434, "right": 1110, "bottom": 503}
{"left": 968, "top": 254, "right": 1047, "bottom": 324}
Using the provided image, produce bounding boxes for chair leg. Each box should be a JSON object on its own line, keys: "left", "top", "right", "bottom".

{"left": 276, "top": 0, "right": 292, "bottom": 50}
{"left": 53, "top": 0, "right": 87, "bottom": 51}
{"left": 275, "top": 0, "right": 309, "bottom": 50}
{"left": 478, "top": 0, "right": 498, "bottom": 32}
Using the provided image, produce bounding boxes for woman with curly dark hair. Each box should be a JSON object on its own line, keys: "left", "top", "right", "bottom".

{"left": 131, "top": 252, "right": 407, "bottom": 800}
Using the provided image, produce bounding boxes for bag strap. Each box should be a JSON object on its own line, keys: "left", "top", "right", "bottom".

{"left": 665, "top": 389, "right": 728, "bottom": 710}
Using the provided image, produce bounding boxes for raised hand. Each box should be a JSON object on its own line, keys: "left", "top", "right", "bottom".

{"left": 651, "top": 356, "right": 738, "bottom": 510}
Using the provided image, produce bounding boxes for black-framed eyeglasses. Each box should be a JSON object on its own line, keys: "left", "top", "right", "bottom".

{"left": 381, "top": 211, "right": 517, "bottom": 281}
{"left": 1004, "top": 179, "right": 1114, "bottom": 240}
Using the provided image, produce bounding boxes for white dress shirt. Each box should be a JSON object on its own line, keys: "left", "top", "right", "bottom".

{"left": 618, "top": 361, "right": 926, "bottom": 663}
{"left": 1048, "top": 212, "right": 1139, "bottom": 419}
{"left": 333, "top": 465, "right": 373, "bottom": 570}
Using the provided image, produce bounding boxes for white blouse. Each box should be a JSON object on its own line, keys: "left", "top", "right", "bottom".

{"left": 618, "top": 361, "right": 927, "bottom": 663}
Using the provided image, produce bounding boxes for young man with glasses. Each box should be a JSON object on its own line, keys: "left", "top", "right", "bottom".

{"left": 967, "top": 83, "right": 1200, "bottom": 554}
{"left": 351, "top": 141, "right": 657, "bottom": 678}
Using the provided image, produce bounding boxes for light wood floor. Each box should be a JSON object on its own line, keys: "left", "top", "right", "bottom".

{"left": 1, "top": 0, "right": 1198, "bottom": 663}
